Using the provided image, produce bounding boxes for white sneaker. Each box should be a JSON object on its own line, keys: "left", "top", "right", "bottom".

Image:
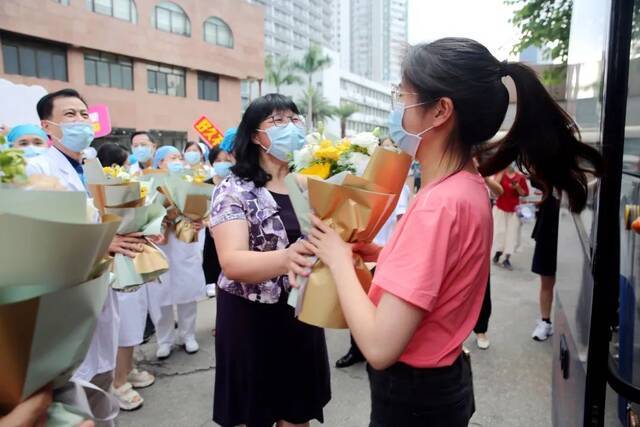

{"left": 184, "top": 337, "right": 199, "bottom": 354}
{"left": 156, "top": 343, "right": 172, "bottom": 360}
{"left": 532, "top": 320, "right": 553, "bottom": 341}
{"left": 476, "top": 334, "right": 490, "bottom": 350}
{"left": 205, "top": 284, "right": 216, "bottom": 298}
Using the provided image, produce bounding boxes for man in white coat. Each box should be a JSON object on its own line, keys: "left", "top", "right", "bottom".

{"left": 25, "top": 89, "right": 146, "bottom": 403}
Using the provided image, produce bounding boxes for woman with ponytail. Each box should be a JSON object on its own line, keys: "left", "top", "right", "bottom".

{"left": 289, "top": 37, "right": 603, "bottom": 427}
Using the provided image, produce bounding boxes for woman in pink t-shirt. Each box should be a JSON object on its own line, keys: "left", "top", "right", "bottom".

{"left": 290, "top": 38, "right": 603, "bottom": 427}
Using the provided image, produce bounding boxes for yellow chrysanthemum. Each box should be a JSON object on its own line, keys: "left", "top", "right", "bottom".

{"left": 140, "top": 185, "right": 148, "bottom": 199}
{"left": 300, "top": 162, "right": 331, "bottom": 179}
{"left": 314, "top": 146, "right": 341, "bottom": 161}
{"left": 319, "top": 139, "right": 333, "bottom": 149}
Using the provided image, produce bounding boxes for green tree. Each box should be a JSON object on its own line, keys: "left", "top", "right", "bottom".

{"left": 293, "top": 45, "right": 332, "bottom": 130}
{"left": 264, "top": 55, "right": 303, "bottom": 94}
{"left": 506, "top": 0, "right": 572, "bottom": 83}
{"left": 332, "top": 103, "right": 358, "bottom": 138}
{"left": 297, "top": 87, "right": 334, "bottom": 129}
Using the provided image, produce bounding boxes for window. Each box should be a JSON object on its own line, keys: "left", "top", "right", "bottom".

{"left": 1, "top": 34, "right": 67, "bottom": 81}
{"left": 197, "top": 72, "right": 219, "bottom": 101}
{"left": 84, "top": 50, "right": 133, "bottom": 89}
{"left": 85, "top": 0, "right": 137, "bottom": 23}
{"left": 52, "top": 0, "right": 70, "bottom": 5}
{"left": 147, "top": 63, "right": 185, "bottom": 97}
{"left": 152, "top": 2, "right": 190, "bottom": 36}
{"left": 203, "top": 17, "right": 233, "bottom": 48}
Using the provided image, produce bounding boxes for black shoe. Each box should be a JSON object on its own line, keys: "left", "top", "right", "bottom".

{"left": 492, "top": 251, "right": 503, "bottom": 264}
{"left": 335, "top": 351, "right": 365, "bottom": 368}
{"left": 502, "top": 258, "right": 513, "bottom": 270}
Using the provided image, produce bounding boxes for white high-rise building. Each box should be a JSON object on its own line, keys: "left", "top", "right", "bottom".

{"left": 246, "top": 0, "right": 336, "bottom": 57}
{"left": 245, "top": 0, "right": 399, "bottom": 136}
{"left": 348, "top": 0, "right": 408, "bottom": 83}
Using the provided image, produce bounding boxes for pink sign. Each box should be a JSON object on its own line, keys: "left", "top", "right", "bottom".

{"left": 88, "top": 104, "right": 112, "bottom": 138}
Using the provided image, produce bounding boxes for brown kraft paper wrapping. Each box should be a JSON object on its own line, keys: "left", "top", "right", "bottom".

{"left": 295, "top": 148, "right": 413, "bottom": 329}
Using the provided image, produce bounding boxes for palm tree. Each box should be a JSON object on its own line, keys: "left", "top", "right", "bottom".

{"left": 332, "top": 103, "right": 358, "bottom": 138}
{"left": 293, "top": 45, "right": 332, "bottom": 130}
{"left": 297, "top": 87, "right": 334, "bottom": 128}
{"left": 264, "top": 55, "right": 303, "bottom": 94}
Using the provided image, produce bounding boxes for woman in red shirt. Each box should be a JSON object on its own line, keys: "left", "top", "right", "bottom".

{"left": 290, "top": 37, "right": 603, "bottom": 427}
{"left": 492, "top": 163, "right": 529, "bottom": 270}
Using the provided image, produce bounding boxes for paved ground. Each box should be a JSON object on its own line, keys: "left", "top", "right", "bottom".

{"left": 119, "top": 223, "right": 553, "bottom": 427}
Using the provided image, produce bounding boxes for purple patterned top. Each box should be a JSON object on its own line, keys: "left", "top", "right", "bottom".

{"left": 209, "top": 174, "right": 292, "bottom": 304}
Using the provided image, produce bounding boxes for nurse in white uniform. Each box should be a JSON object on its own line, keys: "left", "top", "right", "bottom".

{"left": 148, "top": 146, "right": 206, "bottom": 359}
{"left": 25, "top": 89, "right": 146, "bottom": 408}
{"left": 96, "top": 143, "right": 156, "bottom": 411}
{"left": 5, "top": 124, "right": 49, "bottom": 158}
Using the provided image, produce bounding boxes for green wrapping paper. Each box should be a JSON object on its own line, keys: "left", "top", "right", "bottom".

{"left": 161, "top": 175, "right": 215, "bottom": 243}
{"left": 105, "top": 199, "right": 169, "bottom": 291}
{"left": 0, "top": 213, "right": 120, "bottom": 290}
{"left": 0, "top": 267, "right": 113, "bottom": 414}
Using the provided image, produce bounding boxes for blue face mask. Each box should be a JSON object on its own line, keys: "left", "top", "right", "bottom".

{"left": 167, "top": 161, "right": 184, "bottom": 174}
{"left": 184, "top": 151, "right": 202, "bottom": 166}
{"left": 213, "top": 161, "right": 233, "bottom": 178}
{"left": 132, "top": 146, "right": 153, "bottom": 163}
{"left": 21, "top": 145, "right": 48, "bottom": 158}
{"left": 50, "top": 121, "right": 95, "bottom": 153}
{"left": 259, "top": 123, "right": 306, "bottom": 163}
{"left": 388, "top": 102, "right": 433, "bottom": 158}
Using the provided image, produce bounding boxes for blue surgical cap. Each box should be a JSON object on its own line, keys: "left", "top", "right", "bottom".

{"left": 153, "top": 145, "right": 180, "bottom": 169}
{"left": 6, "top": 124, "right": 48, "bottom": 146}
{"left": 220, "top": 128, "right": 237, "bottom": 153}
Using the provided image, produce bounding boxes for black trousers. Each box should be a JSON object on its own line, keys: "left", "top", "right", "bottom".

{"left": 367, "top": 354, "right": 474, "bottom": 427}
{"left": 473, "top": 278, "right": 492, "bottom": 334}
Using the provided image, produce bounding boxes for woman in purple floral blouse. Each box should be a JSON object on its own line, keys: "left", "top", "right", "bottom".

{"left": 209, "top": 94, "right": 331, "bottom": 427}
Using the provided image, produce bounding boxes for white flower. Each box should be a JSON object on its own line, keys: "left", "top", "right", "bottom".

{"left": 305, "top": 132, "right": 322, "bottom": 146}
{"left": 351, "top": 132, "right": 379, "bottom": 155}
{"left": 293, "top": 145, "right": 315, "bottom": 171}
{"left": 342, "top": 152, "right": 371, "bottom": 176}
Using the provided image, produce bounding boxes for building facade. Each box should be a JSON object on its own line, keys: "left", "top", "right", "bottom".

{"left": 245, "top": 0, "right": 335, "bottom": 57}
{"left": 306, "top": 47, "right": 392, "bottom": 138}
{"left": 0, "top": 0, "right": 264, "bottom": 148}
{"left": 348, "top": 0, "right": 407, "bottom": 83}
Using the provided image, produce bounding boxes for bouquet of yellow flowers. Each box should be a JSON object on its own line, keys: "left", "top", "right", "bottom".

{"left": 286, "top": 129, "right": 413, "bottom": 329}
{"left": 84, "top": 159, "right": 169, "bottom": 292}
{"left": 291, "top": 129, "right": 381, "bottom": 179}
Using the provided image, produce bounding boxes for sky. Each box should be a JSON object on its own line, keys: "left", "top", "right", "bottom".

{"left": 407, "top": 0, "right": 521, "bottom": 60}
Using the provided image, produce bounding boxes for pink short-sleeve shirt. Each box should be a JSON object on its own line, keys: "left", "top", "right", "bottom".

{"left": 369, "top": 171, "right": 493, "bottom": 368}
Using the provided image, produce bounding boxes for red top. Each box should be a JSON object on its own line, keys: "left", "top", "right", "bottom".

{"left": 369, "top": 172, "right": 492, "bottom": 368}
{"left": 495, "top": 172, "right": 529, "bottom": 213}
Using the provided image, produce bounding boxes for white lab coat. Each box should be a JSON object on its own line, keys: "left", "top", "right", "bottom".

{"left": 116, "top": 284, "right": 149, "bottom": 347}
{"left": 147, "top": 230, "right": 206, "bottom": 317}
{"left": 374, "top": 184, "right": 412, "bottom": 247}
{"left": 26, "top": 147, "right": 120, "bottom": 381}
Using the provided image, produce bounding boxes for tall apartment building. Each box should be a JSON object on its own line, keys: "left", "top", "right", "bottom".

{"left": 245, "top": 0, "right": 406, "bottom": 136}
{"left": 349, "top": 0, "right": 407, "bottom": 83}
{"left": 245, "top": 0, "right": 335, "bottom": 57}
{"left": 0, "top": 0, "right": 264, "bottom": 148}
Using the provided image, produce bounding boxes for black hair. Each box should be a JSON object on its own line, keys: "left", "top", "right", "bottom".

{"left": 130, "top": 131, "right": 154, "bottom": 144}
{"left": 185, "top": 141, "right": 205, "bottom": 155}
{"left": 208, "top": 146, "right": 224, "bottom": 163}
{"left": 97, "top": 142, "right": 129, "bottom": 167}
{"left": 231, "top": 93, "right": 300, "bottom": 187}
{"left": 36, "top": 88, "right": 88, "bottom": 120}
{"left": 402, "top": 38, "right": 603, "bottom": 212}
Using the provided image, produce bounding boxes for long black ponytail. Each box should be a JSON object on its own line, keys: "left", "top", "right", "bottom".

{"left": 402, "top": 38, "right": 603, "bottom": 212}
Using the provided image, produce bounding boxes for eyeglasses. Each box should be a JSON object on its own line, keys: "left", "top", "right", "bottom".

{"left": 391, "top": 84, "right": 419, "bottom": 108}
{"left": 264, "top": 114, "right": 305, "bottom": 128}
